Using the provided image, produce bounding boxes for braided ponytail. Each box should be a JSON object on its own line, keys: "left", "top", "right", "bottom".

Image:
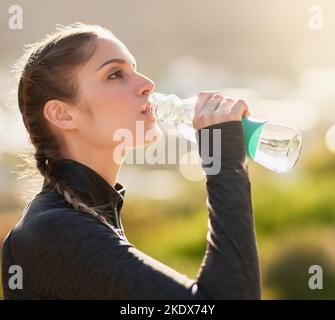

{"left": 34, "top": 152, "right": 48, "bottom": 178}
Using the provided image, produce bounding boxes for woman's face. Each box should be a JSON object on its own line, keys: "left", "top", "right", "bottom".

{"left": 73, "top": 36, "right": 161, "bottom": 154}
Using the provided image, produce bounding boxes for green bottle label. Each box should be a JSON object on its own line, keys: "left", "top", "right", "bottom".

{"left": 241, "top": 117, "right": 268, "bottom": 159}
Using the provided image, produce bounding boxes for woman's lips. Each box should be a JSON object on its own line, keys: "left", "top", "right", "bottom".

{"left": 141, "top": 103, "right": 153, "bottom": 115}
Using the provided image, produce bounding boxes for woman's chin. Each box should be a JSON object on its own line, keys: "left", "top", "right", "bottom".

{"left": 133, "top": 125, "right": 162, "bottom": 148}
{"left": 144, "top": 126, "right": 162, "bottom": 146}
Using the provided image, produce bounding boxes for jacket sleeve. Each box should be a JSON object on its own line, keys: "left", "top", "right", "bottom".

{"left": 11, "top": 120, "right": 261, "bottom": 300}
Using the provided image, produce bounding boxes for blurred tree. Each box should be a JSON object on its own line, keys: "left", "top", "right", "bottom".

{"left": 265, "top": 243, "right": 335, "bottom": 299}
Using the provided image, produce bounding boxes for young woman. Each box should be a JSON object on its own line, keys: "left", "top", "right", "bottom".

{"left": 1, "top": 23, "right": 261, "bottom": 299}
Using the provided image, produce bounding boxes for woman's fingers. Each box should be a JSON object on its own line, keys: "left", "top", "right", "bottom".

{"left": 194, "top": 91, "right": 222, "bottom": 114}
{"left": 192, "top": 92, "right": 251, "bottom": 129}
{"left": 214, "top": 98, "right": 235, "bottom": 114}
{"left": 200, "top": 93, "right": 225, "bottom": 115}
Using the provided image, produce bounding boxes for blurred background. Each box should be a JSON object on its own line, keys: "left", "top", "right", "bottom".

{"left": 1, "top": 0, "right": 335, "bottom": 299}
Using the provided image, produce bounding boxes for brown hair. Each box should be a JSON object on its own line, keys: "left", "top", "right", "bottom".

{"left": 14, "top": 22, "right": 122, "bottom": 232}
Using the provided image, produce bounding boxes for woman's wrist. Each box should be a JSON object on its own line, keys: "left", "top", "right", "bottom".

{"left": 195, "top": 120, "right": 247, "bottom": 175}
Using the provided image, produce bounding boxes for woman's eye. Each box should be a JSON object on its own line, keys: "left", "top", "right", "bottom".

{"left": 107, "top": 70, "right": 123, "bottom": 80}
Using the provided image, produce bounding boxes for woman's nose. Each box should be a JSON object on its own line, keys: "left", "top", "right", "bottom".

{"left": 137, "top": 74, "right": 155, "bottom": 97}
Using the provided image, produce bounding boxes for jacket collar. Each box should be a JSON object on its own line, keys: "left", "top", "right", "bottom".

{"left": 42, "top": 159, "right": 126, "bottom": 219}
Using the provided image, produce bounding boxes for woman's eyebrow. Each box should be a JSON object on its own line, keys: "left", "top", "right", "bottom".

{"left": 95, "top": 58, "right": 137, "bottom": 72}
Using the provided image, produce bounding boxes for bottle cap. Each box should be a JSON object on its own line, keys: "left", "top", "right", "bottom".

{"left": 241, "top": 117, "right": 268, "bottom": 159}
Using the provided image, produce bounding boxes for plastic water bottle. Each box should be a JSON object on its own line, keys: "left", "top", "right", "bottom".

{"left": 148, "top": 92, "right": 303, "bottom": 173}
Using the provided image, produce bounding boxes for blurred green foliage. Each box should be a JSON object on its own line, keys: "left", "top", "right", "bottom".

{"left": 264, "top": 243, "right": 335, "bottom": 299}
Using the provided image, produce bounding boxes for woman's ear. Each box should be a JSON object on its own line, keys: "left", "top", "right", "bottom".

{"left": 43, "top": 99, "right": 77, "bottom": 130}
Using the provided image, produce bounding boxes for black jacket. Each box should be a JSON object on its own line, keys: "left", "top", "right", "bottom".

{"left": 1, "top": 121, "right": 261, "bottom": 299}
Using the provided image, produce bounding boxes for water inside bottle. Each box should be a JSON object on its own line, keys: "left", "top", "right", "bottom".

{"left": 253, "top": 126, "right": 302, "bottom": 173}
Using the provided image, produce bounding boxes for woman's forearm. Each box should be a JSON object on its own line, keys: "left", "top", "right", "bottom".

{"left": 195, "top": 120, "right": 261, "bottom": 299}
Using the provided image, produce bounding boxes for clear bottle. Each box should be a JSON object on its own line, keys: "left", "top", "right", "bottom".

{"left": 148, "top": 92, "right": 303, "bottom": 173}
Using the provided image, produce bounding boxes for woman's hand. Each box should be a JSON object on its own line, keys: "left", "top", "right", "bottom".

{"left": 192, "top": 91, "right": 250, "bottom": 130}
